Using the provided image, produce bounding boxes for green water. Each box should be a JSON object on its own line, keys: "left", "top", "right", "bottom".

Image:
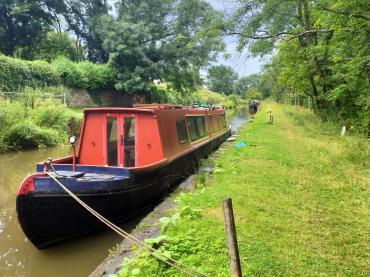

{"left": 0, "top": 146, "right": 122, "bottom": 277}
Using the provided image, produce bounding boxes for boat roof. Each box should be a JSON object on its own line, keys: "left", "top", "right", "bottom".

{"left": 84, "top": 104, "right": 225, "bottom": 114}
{"left": 84, "top": 107, "right": 155, "bottom": 114}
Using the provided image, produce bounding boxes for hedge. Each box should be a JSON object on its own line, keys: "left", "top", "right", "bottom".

{"left": 0, "top": 55, "right": 115, "bottom": 92}
{"left": 0, "top": 55, "right": 60, "bottom": 91}
{"left": 51, "top": 57, "right": 115, "bottom": 91}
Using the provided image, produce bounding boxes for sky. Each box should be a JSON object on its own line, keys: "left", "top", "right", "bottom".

{"left": 205, "top": 0, "right": 266, "bottom": 77}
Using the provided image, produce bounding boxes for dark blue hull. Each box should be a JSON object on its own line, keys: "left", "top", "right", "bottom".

{"left": 16, "top": 129, "right": 231, "bottom": 248}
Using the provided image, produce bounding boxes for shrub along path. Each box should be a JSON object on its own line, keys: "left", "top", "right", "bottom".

{"left": 115, "top": 103, "right": 369, "bottom": 277}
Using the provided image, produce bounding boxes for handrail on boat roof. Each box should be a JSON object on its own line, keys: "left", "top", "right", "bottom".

{"left": 133, "top": 103, "right": 184, "bottom": 109}
{"left": 83, "top": 104, "right": 225, "bottom": 114}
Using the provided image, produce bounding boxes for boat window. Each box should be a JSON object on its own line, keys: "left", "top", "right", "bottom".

{"left": 209, "top": 115, "right": 213, "bottom": 133}
{"left": 124, "top": 118, "right": 135, "bottom": 167}
{"left": 106, "top": 117, "right": 118, "bottom": 166}
{"left": 196, "top": 116, "right": 207, "bottom": 137}
{"left": 176, "top": 120, "right": 188, "bottom": 144}
{"left": 187, "top": 117, "right": 198, "bottom": 141}
{"left": 220, "top": 114, "right": 227, "bottom": 128}
{"left": 187, "top": 116, "right": 207, "bottom": 142}
{"left": 210, "top": 115, "right": 219, "bottom": 133}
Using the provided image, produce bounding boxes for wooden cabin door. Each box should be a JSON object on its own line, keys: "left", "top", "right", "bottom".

{"left": 106, "top": 114, "right": 136, "bottom": 167}
{"left": 119, "top": 115, "right": 136, "bottom": 167}
{"left": 106, "top": 114, "right": 119, "bottom": 166}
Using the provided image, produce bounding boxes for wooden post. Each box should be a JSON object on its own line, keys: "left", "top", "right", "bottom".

{"left": 223, "top": 198, "right": 242, "bottom": 277}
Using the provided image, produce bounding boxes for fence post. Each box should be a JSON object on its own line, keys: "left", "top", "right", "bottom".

{"left": 223, "top": 198, "right": 242, "bottom": 277}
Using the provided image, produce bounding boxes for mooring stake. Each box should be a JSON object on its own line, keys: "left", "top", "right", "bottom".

{"left": 222, "top": 198, "right": 242, "bottom": 277}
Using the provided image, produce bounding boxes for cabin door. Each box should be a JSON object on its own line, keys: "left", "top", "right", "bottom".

{"left": 119, "top": 115, "right": 136, "bottom": 167}
{"left": 105, "top": 114, "right": 136, "bottom": 167}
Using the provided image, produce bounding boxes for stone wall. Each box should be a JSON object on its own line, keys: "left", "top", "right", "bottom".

{"left": 67, "top": 90, "right": 145, "bottom": 107}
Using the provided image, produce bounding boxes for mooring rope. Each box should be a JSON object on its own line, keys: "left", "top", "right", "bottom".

{"left": 45, "top": 171, "right": 208, "bottom": 277}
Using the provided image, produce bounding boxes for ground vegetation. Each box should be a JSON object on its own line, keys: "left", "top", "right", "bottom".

{"left": 112, "top": 103, "right": 369, "bottom": 276}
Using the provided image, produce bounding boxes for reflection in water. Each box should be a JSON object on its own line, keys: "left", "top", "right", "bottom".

{"left": 0, "top": 107, "right": 250, "bottom": 277}
{"left": 228, "top": 107, "right": 250, "bottom": 132}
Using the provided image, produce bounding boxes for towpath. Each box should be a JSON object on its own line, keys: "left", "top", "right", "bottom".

{"left": 101, "top": 102, "right": 369, "bottom": 276}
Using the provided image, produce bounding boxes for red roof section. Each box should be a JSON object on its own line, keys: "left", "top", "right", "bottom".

{"left": 83, "top": 107, "right": 155, "bottom": 114}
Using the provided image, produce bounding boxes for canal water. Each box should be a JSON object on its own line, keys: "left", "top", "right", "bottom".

{"left": 0, "top": 108, "right": 249, "bottom": 277}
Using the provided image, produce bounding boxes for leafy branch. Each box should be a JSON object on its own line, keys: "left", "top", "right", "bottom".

{"left": 318, "top": 5, "right": 370, "bottom": 21}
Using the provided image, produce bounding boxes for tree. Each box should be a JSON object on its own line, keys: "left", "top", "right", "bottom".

{"left": 243, "top": 87, "right": 261, "bottom": 101}
{"left": 32, "top": 32, "right": 82, "bottom": 61}
{"left": 0, "top": 0, "right": 109, "bottom": 63}
{"left": 235, "top": 74, "right": 259, "bottom": 96}
{"left": 0, "top": 0, "right": 55, "bottom": 58}
{"left": 46, "top": 0, "right": 110, "bottom": 63}
{"left": 100, "top": 0, "right": 225, "bottom": 94}
{"left": 206, "top": 65, "right": 238, "bottom": 95}
{"left": 229, "top": 0, "right": 370, "bottom": 131}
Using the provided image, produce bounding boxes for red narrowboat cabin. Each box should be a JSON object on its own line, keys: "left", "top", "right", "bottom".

{"left": 16, "top": 104, "right": 231, "bottom": 248}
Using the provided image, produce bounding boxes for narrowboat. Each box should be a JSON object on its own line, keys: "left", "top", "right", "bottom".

{"left": 16, "top": 104, "right": 231, "bottom": 248}
{"left": 249, "top": 100, "right": 260, "bottom": 114}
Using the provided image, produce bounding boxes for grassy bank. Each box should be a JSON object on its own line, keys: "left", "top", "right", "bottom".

{"left": 114, "top": 103, "right": 369, "bottom": 276}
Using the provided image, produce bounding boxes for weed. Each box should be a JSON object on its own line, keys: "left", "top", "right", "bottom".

{"left": 108, "top": 244, "right": 122, "bottom": 257}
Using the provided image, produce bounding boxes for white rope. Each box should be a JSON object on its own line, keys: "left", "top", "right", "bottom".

{"left": 45, "top": 171, "right": 208, "bottom": 277}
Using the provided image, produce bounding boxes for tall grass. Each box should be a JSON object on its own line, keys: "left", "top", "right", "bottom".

{"left": 0, "top": 96, "right": 81, "bottom": 151}
{"left": 284, "top": 105, "right": 369, "bottom": 166}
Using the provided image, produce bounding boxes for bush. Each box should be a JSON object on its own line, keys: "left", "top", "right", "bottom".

{"left": 0, "top": 99, "right": 82, "bottom": 151}
{"left": 0, "top": 55, "right": 60, "bottom": 91}
{"left": 30, "top": 104, "right": 82, "bottom": 138}
{"left": 52, "top": 57, "right": 88, "bottom": 89}
{"left": 30, "top": 105, "right": 69, "bottom": 131}
{"left": 77, "top": 61, "right": 115, "bottom": 90}
{"left": 243, "top": 87, "right": 262, "bottom": 101}
{"left": 52, "top": 57, "right": 115, "bottom": 90}
{"left": 224, "top": 94, "right": 240, "bottom": 108}
{"left": 151, "top": 84, "right": 198, "bottom": 105}
{"left": 66, "top": 115, "right": 82, "bottom": 137}
{"left": 0, "top": 100, "right": 25, "bottom": 127}
{"left": 27, "top": 60, "right": 60, "bottom": 88}
{"left": 0, "top": 55, "right": 31, "bottom": 91}
{"left": 3, "top": 121, "right": 60, "bottom": 149}
{"left": 0, "top": 55, "right": 115, "bottom": 92}
{"left": 32, "top": 32, "right": 83, "bottom": 62}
